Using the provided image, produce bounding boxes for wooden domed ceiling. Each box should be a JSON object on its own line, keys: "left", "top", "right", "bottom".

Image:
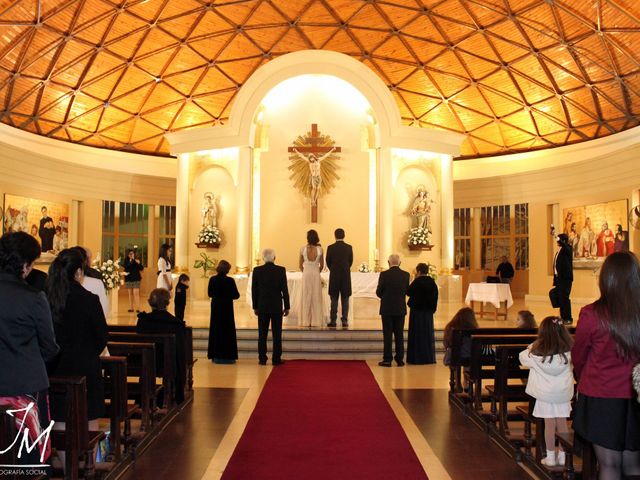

{"left": 0, "top": 0, "right": 639, "bottom": 158}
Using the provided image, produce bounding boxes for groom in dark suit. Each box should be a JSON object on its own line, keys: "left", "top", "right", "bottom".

{"left": 376, "top": 254, "right": 410, "bottom": 367}
{"left": 252, "top": 248, "right": 290, "bottom": 365}
{"left": 326, "top": 228, "right": 353, "bottom": 328}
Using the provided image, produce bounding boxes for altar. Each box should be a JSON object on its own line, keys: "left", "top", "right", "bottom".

{"left": 245, "top": 271, "right": 380, "bottom": 326}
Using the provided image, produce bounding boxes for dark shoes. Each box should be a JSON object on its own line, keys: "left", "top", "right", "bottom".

{"left": 259, "top": 360, "right": 267, "bottom": 365}
{"left": 127, "top": 309, "right": 134, "bottom": 313}
{"left": 327, "top": 322, "right": 337, "bottom": 327}
{"left": 341, "top": 321, "right": 348, "bottom": 328}
{"left": 272, "top": 359, "right": 285, "bottom": 366}
{"left": 396, "top": 360, "right": 405, "bottom": 367}
{"left": 562, "top": 319, "right": 573, "bottom": 325}
{"left": 378, "top": 361, "right": 392, "bottom": 367}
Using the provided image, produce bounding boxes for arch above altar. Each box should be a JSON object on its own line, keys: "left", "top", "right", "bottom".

{"left": 165, "top": 50, "right": 464, "bottom": 298}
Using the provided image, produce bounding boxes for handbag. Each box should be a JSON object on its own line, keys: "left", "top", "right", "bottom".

{"left": 443, "top": 347, "right": 452, "bottom": 366}
{"left": 549, "top": 287, "right": 560, "bottom": 308}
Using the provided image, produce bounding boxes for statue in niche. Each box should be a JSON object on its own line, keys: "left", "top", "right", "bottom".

{"left": 410, "top": 185, "right": 434, "bottom": 230}
{"left": 201, "top": 192, "right": 218, "bottom": 228}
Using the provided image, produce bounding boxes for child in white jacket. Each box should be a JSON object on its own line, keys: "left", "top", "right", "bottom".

{"left": 519, "top": 316, "right": 574, "bottom": 467}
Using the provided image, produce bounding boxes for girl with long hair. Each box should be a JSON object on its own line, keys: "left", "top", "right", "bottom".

{"left": 520, "top": 316, "right": 574, "bottom": 466}
{"left": 157, "top": 243, "right": 173, "bottom": 291}
{"left": 572, "top": 251, "right": 640, "bottom": 479}
{"left": 46, "top": 248, "right": 108, "bottom": 466}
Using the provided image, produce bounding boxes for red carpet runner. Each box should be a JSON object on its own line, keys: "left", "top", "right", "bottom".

{"left": 222, "top": 360, "right": 428, "bottom": 479}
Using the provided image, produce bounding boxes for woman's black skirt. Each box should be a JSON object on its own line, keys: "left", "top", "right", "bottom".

{"left": 573, "top": 393, "right": 640, "bottom": 451}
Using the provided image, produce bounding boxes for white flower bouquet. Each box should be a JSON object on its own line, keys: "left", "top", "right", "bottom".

{"left": 358, "top": 262, "right": 371, "bottom": 273}
{"left": 198, "top": 225, "right": 221, "bottom": 244}
{"left": 100, "top": 258, "right": 123, "bottom": 292}
{"left": 426, "top": 263, "right": 438, "bottom": 281}
{"left": 408, "top": 226, "right": 431, "bottom": 246}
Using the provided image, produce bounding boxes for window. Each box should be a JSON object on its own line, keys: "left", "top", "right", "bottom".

{"left": 480, "top": 205, "right": 511, "bottom": 271}
{"left": 514, "top": 203, "right": 529, "bottom": 270}
{"left": 454, "top": 208, "right": 471, "bottom": 269}
{"left": 158, "top": 205, "right": 176, "bottom": 266}
{"left": 101, "top": 201, "right": 150, "bottom": 266}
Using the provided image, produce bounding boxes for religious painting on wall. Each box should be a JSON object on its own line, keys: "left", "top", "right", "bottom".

{"left": 562, "top": 199, "right": 628, "bottom": 269}
{"left": 2, "top": 194, "right": 69, "bottom": 255}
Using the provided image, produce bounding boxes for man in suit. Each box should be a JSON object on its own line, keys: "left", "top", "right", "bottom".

{"left": 252, "top": 248, "right": 290, "bottom": 365}
{"left": 326, "top": 228, "right": 353, "bottom": 328}
{"left": 376, "top": 254, "right": 410, "bottom": 367}
{"left": 553, "top": 233, "right": 574, "bottom": 324}
{"left": 495, "top": 255, "right": 515, "bottom": 284}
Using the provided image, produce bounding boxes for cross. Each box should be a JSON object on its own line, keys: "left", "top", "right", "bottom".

{"left": 288, "top": 124, "right": 342, "bottom": 223}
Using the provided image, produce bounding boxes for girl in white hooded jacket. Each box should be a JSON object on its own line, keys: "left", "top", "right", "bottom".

{"left": 519, "top": 316, "right": 574, "bottom": 467}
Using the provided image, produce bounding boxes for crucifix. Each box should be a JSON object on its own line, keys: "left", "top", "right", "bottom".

{"left": 288, "top": 123, "right": 342, "bottom": 223}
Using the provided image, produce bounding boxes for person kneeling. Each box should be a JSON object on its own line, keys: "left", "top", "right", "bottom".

{"left": 137, "top": 288, "right": 186, "bottom": 405}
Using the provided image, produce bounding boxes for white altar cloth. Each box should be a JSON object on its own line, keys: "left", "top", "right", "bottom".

{"left": 246, "top": 271, "right": 380, "bottom": 326}
{"left": 464, "top": 283, "right": 514, "bottom": 309}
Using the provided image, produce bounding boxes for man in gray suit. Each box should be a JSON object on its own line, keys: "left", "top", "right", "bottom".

{"left": 325, "top": 228, "right": 353, "bottom": 328}
{"left": 375, "top": 254, "right": 410, "bottom": 367}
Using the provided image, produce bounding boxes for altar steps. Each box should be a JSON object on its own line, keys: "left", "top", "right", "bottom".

{"left": 192, "top": 327, "right": 445, "bottom": 359}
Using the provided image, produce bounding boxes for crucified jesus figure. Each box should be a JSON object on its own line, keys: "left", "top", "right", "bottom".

{"left": 291, "top": 147, "right": 336, "bottom": 206}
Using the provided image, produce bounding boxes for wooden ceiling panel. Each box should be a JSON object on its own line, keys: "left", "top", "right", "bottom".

{"left": 0, "top": 0, "right": 639, "bottom": 158}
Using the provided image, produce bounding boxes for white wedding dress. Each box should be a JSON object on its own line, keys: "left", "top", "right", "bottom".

{"left": 300, "top": 245, "right": 324, "bottom": 327}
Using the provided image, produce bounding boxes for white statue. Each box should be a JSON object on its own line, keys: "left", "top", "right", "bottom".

{"left": 291, "top": 147, "right": 336, "bottom": 206}
{"left": 410, "top": 186, "right": 433, "bottom": 230}
{"left": 201, "top": 192, "right": 218, "bottom": 228}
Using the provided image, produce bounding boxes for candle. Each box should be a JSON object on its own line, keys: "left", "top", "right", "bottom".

{"left": 374, "top": 249, "right": 379, "bottom": 261}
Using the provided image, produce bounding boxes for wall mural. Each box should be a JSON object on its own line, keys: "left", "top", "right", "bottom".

{"left": 562, "top": 199, "right": 628, "bottom": 269}
{"left": 2, "top": 194, "right": 69, "bottom": 254}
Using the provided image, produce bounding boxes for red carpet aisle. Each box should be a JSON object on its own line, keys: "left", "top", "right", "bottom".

{"left": 221, "top": 360, "right": 428, "bottom": 480}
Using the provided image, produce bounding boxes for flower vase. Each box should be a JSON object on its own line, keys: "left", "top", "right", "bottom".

{"left": 106, "top": 288, "right": 119, "bottom": 319}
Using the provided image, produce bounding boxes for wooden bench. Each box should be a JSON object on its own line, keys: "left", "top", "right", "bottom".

{"left": 556, "top": 432, "right": 597, "bottom": 480}
{"left": 447, "top": 328, "right": 538, "bottom": 400}
{"left": 468, "top": 334, "right": 536, "bottom": 412}
{"left": 108, "top": 332, "right": 177, "bottom": 410}
{"left": 100, "top": 356, "right": 128, "bottom": 461}
{"left": 108, "top": 324, "right": 196, "bottom": 393}
{"left": 107, "top": 342, "right": 156, "bottom": 432}
{"left": 49, "top": 376, "right": 105, "bottom": 480}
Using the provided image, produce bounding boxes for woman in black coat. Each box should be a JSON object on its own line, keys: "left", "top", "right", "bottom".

{"left": 136, "top": 288, "right": 186, "bottom": 405}
{"left": 406, "top": 263, "right": 439, "bottom": 364}
{"left": 46, "top": 248, "right": 108, "bottom": 422}
{"left": 207, "top": 260, "right": 240, "bottom": 364}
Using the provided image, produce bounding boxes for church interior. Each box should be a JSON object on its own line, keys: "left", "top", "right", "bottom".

{"left": 1, "top": 0, "right": 640, "bottom": 479}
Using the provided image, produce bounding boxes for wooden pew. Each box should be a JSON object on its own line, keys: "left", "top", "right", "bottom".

{"left": 108, "top": 324, "right": 196, "bottom": 394}
{"left": 100, "top": 356, "right": 128, "bottom": 461}
{"left": 468, "top": 334, "right": 536, "bottom": 413}
{"left": 107, "top": 342, "right": 156, "bottom": 433}
{"left": 556, "top": 432, "right": 597, "bottom": 480}
{"left": 108, "top": 332, "right": 177, "bottom": 410}
{"left": 488, "top": 345, "right": 530, "bottom": 437}
{"left": 447, "top": 328, "right": 538, "bottom": 406}
{"left": 49, "top": 376, "right": 105, "bottom": 480}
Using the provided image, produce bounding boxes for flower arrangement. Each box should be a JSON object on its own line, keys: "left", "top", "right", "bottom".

{"left": 100, "top": 259, "right": 123, "bottom": 292}
{"left": 193, "top": 252, "right": 218, "bottom": 277}
{"left": 425, "top": 263, "right": 438, "bottom": 281}
{"left": 198, "top": 225, "right": 221, "bottom": 245}
{"left": 408, "top": 226, "right": 431, "bottom": 247}
{"left": 358, "top": 262, "right": 371, "bottom": 273}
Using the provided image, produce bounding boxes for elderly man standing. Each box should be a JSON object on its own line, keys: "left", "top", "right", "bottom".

{"left": 252, "top": 248, "right": 290, "bottom": 365}
{"left": 376, "top": 254, "right": 410, "bottom": 367}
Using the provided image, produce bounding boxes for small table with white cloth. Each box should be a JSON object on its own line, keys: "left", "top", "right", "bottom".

{"left": 464, "top": 282, "right": 514, "bottom": 320}
{"left": 246, "top": 271, "right": 380, "bottom": 327}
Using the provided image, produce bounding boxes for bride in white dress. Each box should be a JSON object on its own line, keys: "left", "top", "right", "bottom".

{"left": 299, "top": 229, "right": 324, "bottom": 328}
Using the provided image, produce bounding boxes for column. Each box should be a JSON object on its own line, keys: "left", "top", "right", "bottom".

{"left": 440, "top": 154, "right": 454, "bottom": 271}
{"left": 235, "top": 146, "right": 252, "bottom": 273}
{"left": 378, "top": 148, "right": 393, "bottom": 267}
{"left": 175, "top": 153, "right": 190, "bottom": 272}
